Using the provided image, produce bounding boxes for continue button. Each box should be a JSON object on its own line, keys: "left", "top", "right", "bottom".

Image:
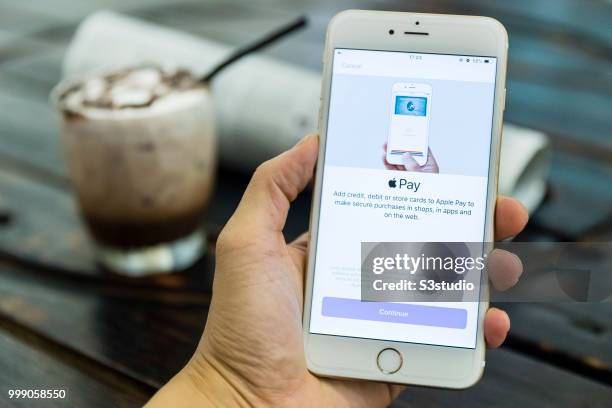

{"left": 321, "top": 297, "right": 467, "bottom": 329}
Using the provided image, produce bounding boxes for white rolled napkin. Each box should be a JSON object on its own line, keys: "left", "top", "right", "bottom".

{"left": 63, "top": 11, "right": 551, "bottom": 212}
{"left": 499, "top": 124, "right": 551, "bottom": 212}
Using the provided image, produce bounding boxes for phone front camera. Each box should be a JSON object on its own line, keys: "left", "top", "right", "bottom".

{"left": 389, "top": 29, "right": 394, "bottom": 35}
{"left": 415, "top": 21, "right": 420, "bottom": 25}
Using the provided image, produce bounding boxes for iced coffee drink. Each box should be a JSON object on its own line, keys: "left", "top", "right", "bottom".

{"left": 52, "top": 66, "right": 216, "bottom": 275}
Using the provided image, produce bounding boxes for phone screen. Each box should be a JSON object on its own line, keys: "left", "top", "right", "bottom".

{"left": 387, "top": 84, "right": 432, "bottom": 165}
{"left": 309, "top": 49, "right": 498, "bottom": 349}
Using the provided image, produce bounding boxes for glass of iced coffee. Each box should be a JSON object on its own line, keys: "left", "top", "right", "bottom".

{"left": 51, "top": 66, "right": 216, "bottom": 276}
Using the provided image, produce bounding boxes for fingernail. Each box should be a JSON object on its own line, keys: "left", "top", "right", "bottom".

{"left": 296, "top": 134, "right": 310, "bottom": 146}
{"left": 295, "top": 133, "right": 318, "bottom": 148}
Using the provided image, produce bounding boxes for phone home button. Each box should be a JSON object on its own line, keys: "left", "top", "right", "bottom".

{"left": 376, "top": 348, "right": 402, "bottom": 374}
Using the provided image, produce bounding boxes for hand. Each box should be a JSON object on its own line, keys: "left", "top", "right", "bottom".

{"left": 383, "top": 144, "right": 439, "bottom": 173}
{"left": 147, "top": 134, "right": 528, "bottom": 407}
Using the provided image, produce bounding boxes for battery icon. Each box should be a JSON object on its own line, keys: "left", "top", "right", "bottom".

{"left": 484, "top": 59, "right": 489, "bottom": 63}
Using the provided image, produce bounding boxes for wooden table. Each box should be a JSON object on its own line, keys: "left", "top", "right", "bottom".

{"left": 0, "top": 0, "right": 611, "bottom": 406}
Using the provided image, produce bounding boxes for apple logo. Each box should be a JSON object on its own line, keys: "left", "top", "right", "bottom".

{"left": 388, "top": 178, "right": 397, "bottom": 188}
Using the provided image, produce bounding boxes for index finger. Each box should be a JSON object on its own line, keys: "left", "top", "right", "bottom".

{"left": 495, "top": 196, "right": 529, "bottom": 240}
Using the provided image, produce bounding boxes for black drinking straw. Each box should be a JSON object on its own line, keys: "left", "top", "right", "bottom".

{"left": 201, "top": 15, "right": 308, "bottom": 83}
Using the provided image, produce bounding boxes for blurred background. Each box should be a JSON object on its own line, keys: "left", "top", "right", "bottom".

{"left": 0, "top": 1, "right": 610, "bottom": 407}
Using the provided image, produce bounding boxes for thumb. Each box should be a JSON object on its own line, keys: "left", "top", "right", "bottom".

{"left": 222, "top": 133, "right": 319, "bottom": 243}
{"left": 400, "top": 152, "right": 422, "bottom": 171}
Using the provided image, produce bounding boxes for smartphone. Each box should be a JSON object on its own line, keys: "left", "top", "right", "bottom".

{"left": 387, "top": 83, "right": 432, "bottom": 166}
{"left": 304, "top": 10, "right": 507, "bottom": 388}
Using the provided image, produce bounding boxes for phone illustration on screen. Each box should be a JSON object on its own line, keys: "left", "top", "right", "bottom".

{"left": 386, "top": 83, "right": 432, "bottom": 166}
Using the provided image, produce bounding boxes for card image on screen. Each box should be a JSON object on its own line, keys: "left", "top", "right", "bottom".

{"left": 395, "top": 96, "right": 427, "bottom": 116}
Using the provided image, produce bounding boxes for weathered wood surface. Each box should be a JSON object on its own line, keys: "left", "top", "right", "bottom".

{"left": 3, "top": 259, "right": 612, "bottom": 407}
{"left": 0, "top": 327, "right": 151, "bottom": 407}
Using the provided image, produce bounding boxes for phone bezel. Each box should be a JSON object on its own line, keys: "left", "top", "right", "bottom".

{"left": 303, "top": 10, "right": 507, "bottom": 389}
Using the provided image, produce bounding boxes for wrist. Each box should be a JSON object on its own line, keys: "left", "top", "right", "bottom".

{"left": 146, "top": 354, "right": 250, "bottom": 408}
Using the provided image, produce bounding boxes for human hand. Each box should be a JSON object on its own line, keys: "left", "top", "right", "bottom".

{"left": 383, "top": 144, "right": 439, "bottom": 173}
{"left": 147, "top": 134, "right": 528, "bottom": 407}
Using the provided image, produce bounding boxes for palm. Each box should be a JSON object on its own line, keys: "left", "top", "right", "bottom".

{"left": 202, "top": 226, "right": 399, "bottom": 407}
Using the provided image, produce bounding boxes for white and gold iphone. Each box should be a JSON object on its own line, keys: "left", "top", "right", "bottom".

{"left": 303, "top": 10, "right": 507, "bottom": 388}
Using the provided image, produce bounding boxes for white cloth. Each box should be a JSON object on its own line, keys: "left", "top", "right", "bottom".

{"left": 500, "top": 124, "right": 551, "bottom": 212}
{"left": 62, "top": 11, "right": 551, "bottom": 213}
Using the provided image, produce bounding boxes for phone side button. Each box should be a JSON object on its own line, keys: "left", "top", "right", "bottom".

{"left": 377, "top": 348, "right": 403, "bottom": 374}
